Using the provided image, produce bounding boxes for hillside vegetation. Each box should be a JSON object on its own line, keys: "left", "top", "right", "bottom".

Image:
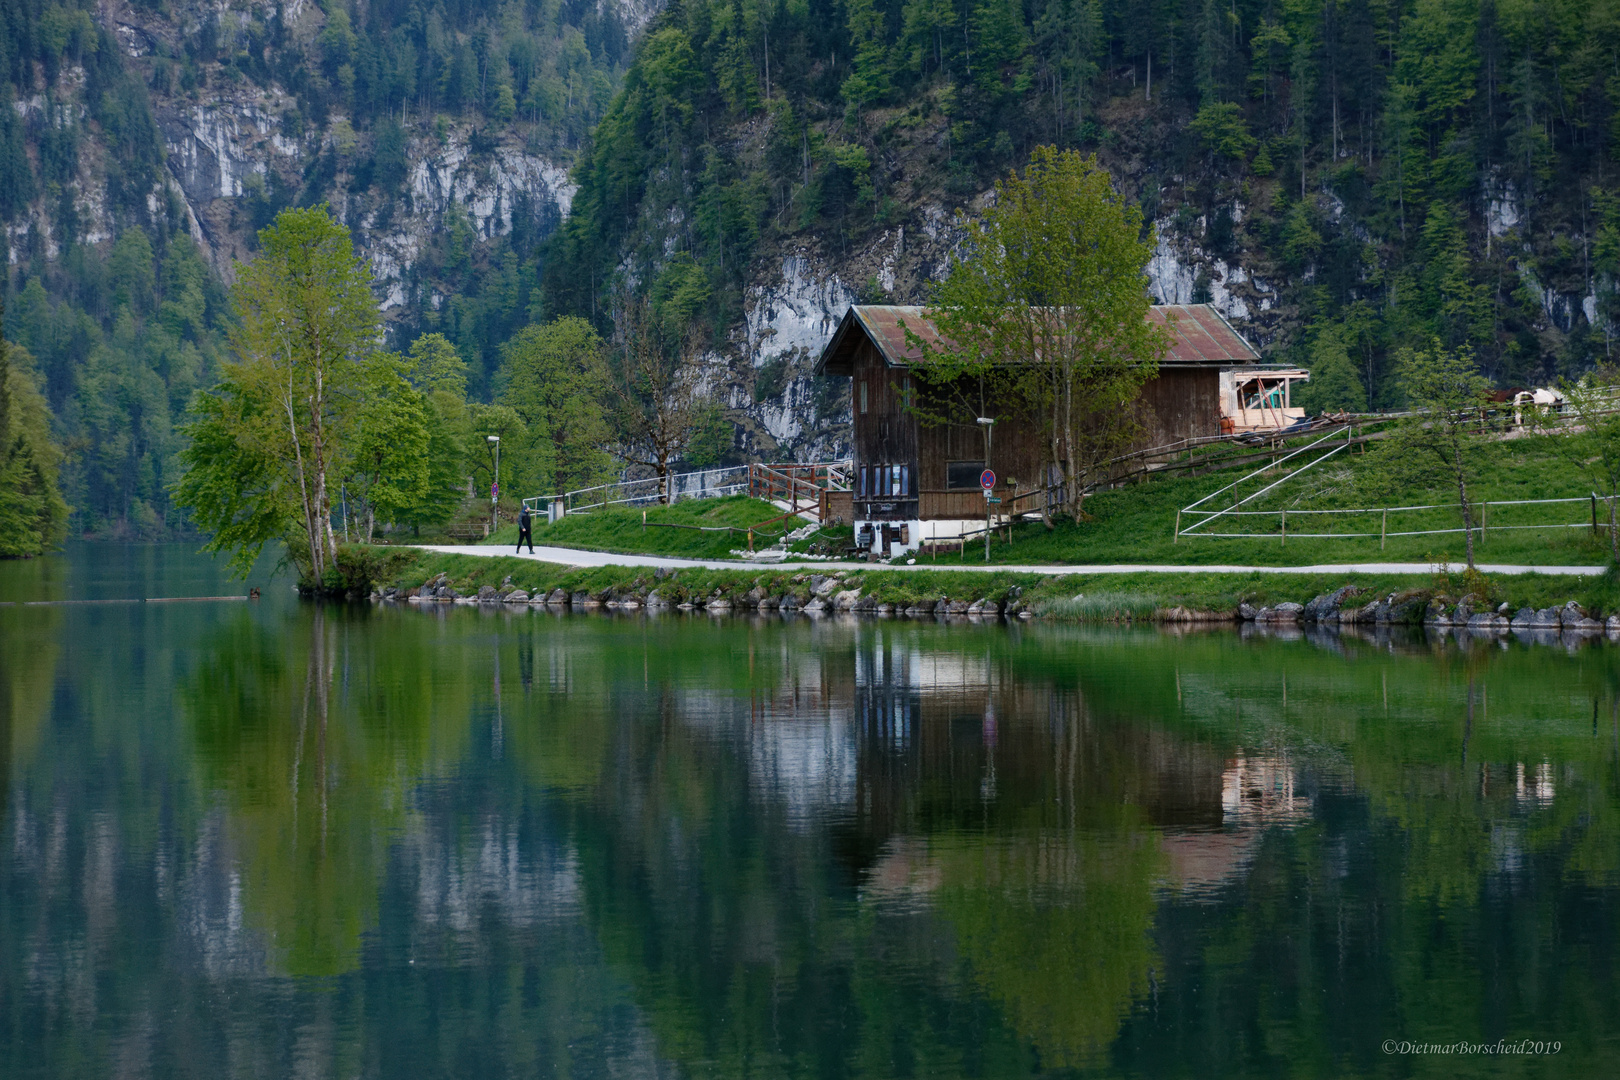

{"left": 549, "top": 0, "right": 1620, "bottom": 404}
{"left": 0, "top": 0, "right": 635, "bottom": 537}
{"left": 13, "top": 0, "right": 1620, "bottom": 545}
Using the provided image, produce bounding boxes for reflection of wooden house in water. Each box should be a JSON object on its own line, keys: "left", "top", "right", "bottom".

{"left": 814, "top": 303, "right": 1260, "bottom": 557}
{"left": 1159, "top": 753, "right": 1314, "bottom": 896}
{"left": 1219, "top": 367, "right": 1311, "bottom": 433}
{"left": 731, "top": 629, "right": 1315, "bottom": 904}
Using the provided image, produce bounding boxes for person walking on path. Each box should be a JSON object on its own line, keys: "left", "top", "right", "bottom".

{"left": 516, "top": 506, "right": 534, "bottom": 554}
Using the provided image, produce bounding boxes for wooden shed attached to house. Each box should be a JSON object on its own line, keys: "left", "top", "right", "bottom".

{"left": 813, "top": 303, "right": 1259, "bottom": 556}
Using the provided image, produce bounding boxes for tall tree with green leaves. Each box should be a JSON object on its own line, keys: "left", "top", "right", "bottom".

{"left": 500, "top": 317, "right": 615, "bottom": 495}
{"left": 1295, "top": 324, "right": 1367, "bottom": 413}
{"left": 609, "top": 296, "right": 716, "bottom": 501}
{"left": 913, "top": 147, "right": 1167, "bottom": 520}
{"left": 346, "top": 354, "right": 433, "bottom": 543}
{"left": 0, "top": 301, "right": 70, "bottom": 557}
{"left": 842, "top": 0, "right": 892, "bottom": 116}
{"left": 398, "top": 333, "right": 473, "bottom": 532}
{"left": 174, "top": 207, "right": 383, "bottom": 583}
{"left": 1378, "top": 344, "right": 1492, "bottom": 569}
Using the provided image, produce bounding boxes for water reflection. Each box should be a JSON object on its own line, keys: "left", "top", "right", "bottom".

{"left": 3, "top": 550, "right": 1620, "bottom": 1075}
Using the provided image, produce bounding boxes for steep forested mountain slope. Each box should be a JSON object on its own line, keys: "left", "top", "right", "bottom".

{"left": 1, "top": 0, "right": 641, "bottom": 535}
{"left": 7, "top": 0, "right": 1620, "bottom": 536}
{"left": 548, "top": 0, "right": 1620, "bottom": 457}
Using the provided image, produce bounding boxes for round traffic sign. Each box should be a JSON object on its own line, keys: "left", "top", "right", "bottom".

{"left": 979, "top": 468, "right": 996, "bottom": 490}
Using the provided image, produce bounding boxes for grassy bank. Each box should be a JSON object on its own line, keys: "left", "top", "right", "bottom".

{"left": 480, "top": 495, "right": 847, "bottom": 559}
{"left": 928, "top": 434, "right": 1611, "bottom": 568}
{"left": 460, "top": 436, "right": 1608, "bottom": 569}
{"left": 392, "top": 549, "right": 1620, "bottom": 622}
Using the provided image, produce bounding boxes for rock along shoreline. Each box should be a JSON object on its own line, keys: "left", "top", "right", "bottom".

{"left": 378, "top": 560, "right": 1620, "bottom": 645}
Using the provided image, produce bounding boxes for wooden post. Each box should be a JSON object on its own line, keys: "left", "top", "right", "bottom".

{"left": 1481, "top": 501, "right": 1487, "bottom": 542}
{"left": 1380, "top": 508, "right": 1387, "bottom": 550}
{"left": 1173, "top": 508, "right": 1181, "bottom": 544}
{"left": 642, "top": 509, "right": 646, "bottom": 531}
{"left": 748, "top": 529, "right": 754, "bottom": 552}
{"left": 1281, "top": 509, "right": 1286, "bottom": 545}
{"left": 1593, "top": 493, "right": 1600, "bottom": 537}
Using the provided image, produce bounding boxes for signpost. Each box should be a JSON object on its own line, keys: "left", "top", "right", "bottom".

{"left": 487, "top": 435, "right": 501, "bottom": 533}
{"left": 980, "top": 468, "right": 996, "bottom": 562}
{"left": 976, "top": 417, "right": 996, "bottom": 563}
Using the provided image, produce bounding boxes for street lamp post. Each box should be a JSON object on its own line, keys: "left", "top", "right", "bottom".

{"left": 487, "top": 435, "right": 501, "bottom": 534}
{"left": 977, "top": 416, "right": 995, "bottom": 563}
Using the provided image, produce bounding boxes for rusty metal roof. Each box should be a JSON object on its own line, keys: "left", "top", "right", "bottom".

{"left": 814, "top": 303, "right": 1259, "bottom": 375}
{"left": 1147, "top": 304, "right": 1261, "bottom": 364}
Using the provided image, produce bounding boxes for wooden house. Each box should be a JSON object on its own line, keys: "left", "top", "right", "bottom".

{"left": 813, "top": 303, "right": 1260, "bottom": 556}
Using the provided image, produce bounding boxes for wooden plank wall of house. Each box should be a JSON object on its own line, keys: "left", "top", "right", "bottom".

{"left": 850, "top": 337, "right": 919, "bottom": 472}
{"left": 1139, "top": 368, "right": 1222, "bottom": 448}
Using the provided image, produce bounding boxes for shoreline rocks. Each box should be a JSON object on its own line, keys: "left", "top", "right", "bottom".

{"left": 388, "top": 565, "right": 1618, "bottom": 649}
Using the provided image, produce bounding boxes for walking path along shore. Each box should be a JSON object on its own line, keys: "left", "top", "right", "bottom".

{"left": 412, "top": 545, "right": 1608, "bottom": 577}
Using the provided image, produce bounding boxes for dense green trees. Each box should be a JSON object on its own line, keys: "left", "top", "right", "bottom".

{"left": 4, "top": 229, "right": 229, "bottom": 540}
{"left": 0, "top": 307, "right": 69, "bottom": 556}
{"left": 548, "top": 0, "right": 1620, "bottom": 410}
{"left": 171, "top": 206, "right": 731, "bottom": 575}
{"left": 499, "top": 317, "right": 615, "bottom": 495}
{"left": 24, "top": 0, "right": 1620, "bottom": 535}
{"left": 1, "top": 0, "right": 636, "bottom": 537}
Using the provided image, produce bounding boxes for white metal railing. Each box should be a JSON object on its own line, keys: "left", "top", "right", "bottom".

{"left": 523, "top": 460, "right": 852, "bottom": 516}
{"left": 1177, "top": 493, "right": 1613, "bottom": 547}
{"left": 522, "top": 465, "right": 750, "bottom": 514}
{"left": 1173, "top": 427, "right": 1358, "bottom": 542}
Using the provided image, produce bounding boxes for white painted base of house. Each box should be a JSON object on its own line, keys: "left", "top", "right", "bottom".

{"left": 855, "top": 518, "right": 1004, "bottom": 557}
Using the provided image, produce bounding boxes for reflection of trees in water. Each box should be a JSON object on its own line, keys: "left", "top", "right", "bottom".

{"left": 0, "top": 602, "right": 61, "bottom": 816}
{"left": 185, "top": 604, "right": 497, "bottom": 976}
{"left": 553, "top": 621, "right": 1213, "bottom": 1074}
{"left": 11, "top": 602, "right": 1620, "bottom": 1075}
{"left": 844, "top": 642, "right": 1176, "bottom": 1070}
{"left": 557, "top": 620, "right": 1620, "bottom": 1075}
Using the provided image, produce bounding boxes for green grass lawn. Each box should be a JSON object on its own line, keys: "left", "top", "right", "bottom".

{"left": 924, "top": 434, "right": 1613, "bottom": 568}
{"left": 455, "top": 435, "right": 1609, "bottom": 568}
{"left": 481, "top": 495, "right": 809, "bottom": 560}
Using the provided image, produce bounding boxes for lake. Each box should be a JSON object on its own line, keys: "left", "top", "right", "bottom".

{"left": 2, "top": 545, "right": 1616, "bottom": 1077}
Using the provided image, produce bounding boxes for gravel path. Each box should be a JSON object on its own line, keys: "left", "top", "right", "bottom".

{"left": 414, "top": 545, "right": 1608, "bottom": 577}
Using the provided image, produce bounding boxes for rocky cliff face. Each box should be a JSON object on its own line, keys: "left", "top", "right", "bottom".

{"left": 102, "top": 0, "right": 579, "bottom": 291}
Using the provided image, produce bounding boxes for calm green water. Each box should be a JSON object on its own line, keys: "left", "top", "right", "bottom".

{"left": 2, "top": 545, "right": 1617, "bottom": 1077}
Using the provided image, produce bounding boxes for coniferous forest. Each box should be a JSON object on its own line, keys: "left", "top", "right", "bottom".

{"left": 551, "top": 0, "right": 1620, "bottom": 401}
{"left": 5, "top": 0, "right": 1620, "bottom": 543}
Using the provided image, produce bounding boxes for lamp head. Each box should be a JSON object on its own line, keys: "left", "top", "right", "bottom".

{"left": 487, "top": 435, "right": 500, "bottom": 443}
{"left": 975, "top": 417, "right": 994, "bottom": 426}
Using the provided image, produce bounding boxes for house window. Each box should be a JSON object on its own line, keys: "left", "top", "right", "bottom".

{"left": 946, "top": 460, "right": 986, "bottom": 490}
{"left": 858, "top": 463, "right": 914, "bottom": 501}
{"left": 860, "top": 381, "right": 869, "bottom": 414}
